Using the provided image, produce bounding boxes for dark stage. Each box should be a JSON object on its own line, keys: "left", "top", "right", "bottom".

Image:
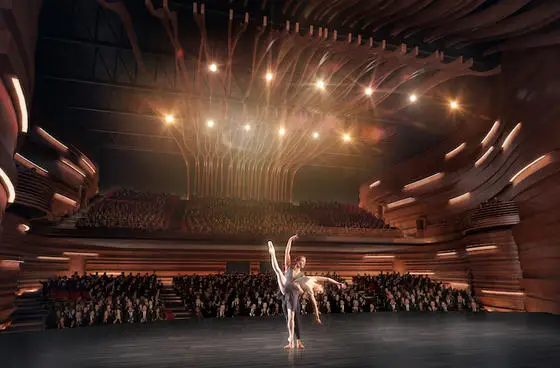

{"left": 1, "top": 314, "right": 559, "bottom": 368}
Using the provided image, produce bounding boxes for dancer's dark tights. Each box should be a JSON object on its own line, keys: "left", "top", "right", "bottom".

{"left": 282, "top": 296, "right": 301, "bottom": 340}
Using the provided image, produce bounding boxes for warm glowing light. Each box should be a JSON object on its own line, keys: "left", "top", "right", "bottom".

{"left": 37, "top": 128, "right": 69, "bottom": 152}
{"left": 16, "top": 288, "right": 38, "bottom": 296}
{"left": 364, "top": 87, "right": 373, "bottom": 96}
{"left": 474, "top": 146, "right": 494, "bottom": 168}
{"left": 53, "top": 193, "right": 78, "bottom": 207}
{"left": 409, "top": 94, "right": 417, "bottom": 103}
{"left": 61, "top": 159, "right": 86, "bottom": 178}
{"left": 449, "top": 192, "right": 471, "bottom": 205}
{"left": 481, "top": 290, "right": 524, "bottom": 296}
{"left": 437, "top": 250, "right": 457, "bottom": 257}
{"left": 244, "top": 124, "right": 251, "bottom": 131}
{"left": 481, "top": 120, "right": 500, "bottom": 146}
{"left": 312, "top": 132, "right": 319, "bottom": 139}
{"left": 207, "top": 120, "right": 215, "bottom": 128}
{"left": 14, "top": 153, "right": 48, "bottom": 175}
{"left": 386, "top": 197, "right": 416, "bottom": 209}
{"left": 409, "top": 271, "right": 435, "bottom": 276}
{"left": 1, "top": 259, "right": 23, "bottom": 264}
{"left": 63, "top": 252, "right": 99, "bottom": 257}
{"left": 449, "top": 282, "right": 470, "bottom": 288}
{"left": 0, "top": 167, "right": 16, "bottom": 203}
{"left": 208, "top": 63, "right": 218, "bottom": 72}
{"left": 343, "top": 134, "right": 351, "bottom": 142}
{"left": 403, "top": 172, "right": 444, "bottom": 191}
{"left": 449, "top": 100, "right": 459, "bottom": 109}
{"left": 466, "top": 245, "right": 497, "bottom": 252}
{"left": 316, "top": 80, "right": 325, "bottom": 89}
{"left": 510, "top": 155, "right": 549, "bottom": 183}
{"left": 364, "top": 255, "right": 395, "bottom": 259}
{"left": 0, "top": 260, "right": 23, "bottom": 270}
{"left": 80, "top": 157, "right": 96, "bottom": 174}
{"left": 445, "top": 143, "right": 466, "bottom": 160}
{"left": 11, "top": 77, "right": 28, "bottom": 133}
{"left": 36, "top": 256, "right": 70, "bottom": 261}
{"left": 17, "top": 224, "right": 30, "bottom": 233}
{"left": 265, "top": 72, "right": 273, "bottom": 81}
{"left": 165, "top": 115, "right": 175, "bottom": 124}
{"left": 501, "top": 122, "right": 522, "bottom": 150}
{"left": 278, "top": 128, "right": 286, "bottom": 136}
{"left": 369, "top": 180, "right": 381, "bottom": 189}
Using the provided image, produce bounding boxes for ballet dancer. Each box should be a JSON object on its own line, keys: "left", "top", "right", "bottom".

{"left": 268, "top": 237, "right": 346, "bottom": 349}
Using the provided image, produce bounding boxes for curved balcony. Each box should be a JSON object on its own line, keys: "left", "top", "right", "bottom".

{"left": 12, "top": 168, "right": 54, "bottom": 219}
{"left": 464, "top": 201, "right": 520, "bottom": 233}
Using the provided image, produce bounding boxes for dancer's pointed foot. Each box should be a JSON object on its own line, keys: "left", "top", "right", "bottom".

{"left": 297, "top": 340, "right": 305, "bottom": 349}
{"left": 284, "top": 344, "right": 293, "bottom": 349}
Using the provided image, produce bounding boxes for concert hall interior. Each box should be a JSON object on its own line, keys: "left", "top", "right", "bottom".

{"left": 1, "top": 0, "right": 560, "bottom": 367}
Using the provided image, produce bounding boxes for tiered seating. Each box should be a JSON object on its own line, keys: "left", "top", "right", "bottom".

{"left": 76, "top": 190, "right": 391, "bottom": 237}
{"left": 76, "top": 189, "right": 173, "bottom": 231}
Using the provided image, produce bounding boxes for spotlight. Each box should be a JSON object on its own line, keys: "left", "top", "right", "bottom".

{"left": 207, "top": 120, "right": 215, "bottom": 128}
{"left": 265, "top": 73, "right": 273, "bottom": 81}
{"left": 278, "top": 128, "right": 286, "bottom": 136}
{"left": 409, "top": 94, "right": 417, "bottom": 103}
{"left": 343, "top": 134, "right": 351, "bottom": 142}
{"left": 244, "top": 124, "right": 251, "bottom": 131}
{"left": 312, "top": 132, "right": 319, "bottom": 139}
{"left": 164, "top": 115, "right": 175, "bottom": 124}
{"left": 316, "top": 80, "right": 325, "bottom": 89}
{"left": 364, "top": 87, "right": 373, "bottom": 96}
{"left": 450, "top": 100, "right": 459, "bottom": 109}
{"left": 208, "top": 63, "right": 218, "bottom": 72}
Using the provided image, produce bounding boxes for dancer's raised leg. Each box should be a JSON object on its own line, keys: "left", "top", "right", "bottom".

{"left": 267, "top": 241, "right": 286, "bottom": 294}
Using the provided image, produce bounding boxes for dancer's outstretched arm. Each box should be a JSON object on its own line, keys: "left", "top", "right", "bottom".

{"left": 313, "top": 276, "right": 346, "bottom": 288}
{"left": 308, "top": 291, "right": 322, "bottom": 324}
{"left": 284, "top": 235, "right": 298, "bottom": 270}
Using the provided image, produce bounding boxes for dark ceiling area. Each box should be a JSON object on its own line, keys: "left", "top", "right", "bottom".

{"left": 30, "top": 0, "right": 560, "bottom": 202}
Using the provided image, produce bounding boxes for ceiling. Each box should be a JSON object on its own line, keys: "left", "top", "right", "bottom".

{"left": 29, "top": 0, "right": 560, "bottom": 202}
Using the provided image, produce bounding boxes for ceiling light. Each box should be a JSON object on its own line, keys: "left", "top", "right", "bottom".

{"left": 364, "top": 87, "right": 373, "bottom": 96}
{"left": 343, "top": 134, "right": 351, "bottom": 142}
{"left": 278, "top": 128, "right": 286, "bottom": 136}
{"left": 11, "top": 77, "right": 28, "bottom": 133}
{"left": 449, "top": 100, "right": 459, "bottom": 109}
{"left": 265, "top": 73, "right": 273, "bottom": 81}
{"left": 316, "top": 80, "right": 325, "bottom": 89}
{"left": 312, "top": 132, "right": 319, "bottom": 139}
{"left": 207, "top": 120, "right": 215, "bottom": 128}
{"left": 409, "top": 94, "right": 417, "bottom": 103}
{"left": 165, "top": 115, "right": 175, "bottom": 124}
{"left": 208, "top": 63, "right": 218, "bottom": 72}
{"left": 244, "top": 124, "right": 251, "bottom": 131}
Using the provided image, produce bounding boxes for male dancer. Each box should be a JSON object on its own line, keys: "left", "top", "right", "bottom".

{"left": 283, "top": 235, "right": 305, "bottom": 349}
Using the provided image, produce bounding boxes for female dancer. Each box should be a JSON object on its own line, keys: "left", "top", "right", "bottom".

{"left": 267, "top": 238, "right": 345, "bottom": 349}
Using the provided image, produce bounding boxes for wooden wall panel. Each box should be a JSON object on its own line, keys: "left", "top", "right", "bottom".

{"left": 359, "top": 47, "right": 560, "bottom": 313}
{"left": 513, "top": 170, "right": 560, "bottom": 313}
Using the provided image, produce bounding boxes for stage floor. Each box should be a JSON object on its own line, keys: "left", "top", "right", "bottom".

{"left": 1, "top": 313, "right": 559, "bottom": 368}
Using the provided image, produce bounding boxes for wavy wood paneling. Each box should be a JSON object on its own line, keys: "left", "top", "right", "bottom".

{"left": 359, "top": 47, "right": 560, "bottom": 313}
